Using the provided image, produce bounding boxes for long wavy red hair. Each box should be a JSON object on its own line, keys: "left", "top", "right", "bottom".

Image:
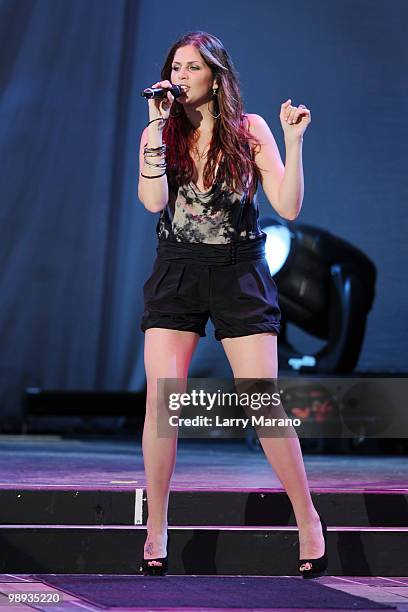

{"left": 160, "top": 31, "right": 262, "bottom": 202}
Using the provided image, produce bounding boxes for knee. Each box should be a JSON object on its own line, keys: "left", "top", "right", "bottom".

{"left": 145, "top": 386, "right": 160, "bottom": 419}
{"left": 145, "top": 384, "right": 175, "bottom": 421}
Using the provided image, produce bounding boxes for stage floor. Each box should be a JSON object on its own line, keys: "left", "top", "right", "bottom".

{"left": 0, "top": 435, "right": 406, "bottom": 490}
{"left": 1, "top": 574, "right": 408, "bottom": 611}
{"left": 0, "top": 436, "right": 407, "bottom": 610}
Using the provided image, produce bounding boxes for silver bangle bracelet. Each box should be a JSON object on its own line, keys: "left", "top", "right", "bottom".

{"left": 144, "top": 159, "right": 167, "bottom": 168}
{"left": 144, "top": 144, "right": 166, "bottom": 153}
{"left": 143, "top": 151, "right": 166, "bottom": 158}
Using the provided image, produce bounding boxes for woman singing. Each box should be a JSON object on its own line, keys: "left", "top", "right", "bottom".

{"left": 138, "top": 31, "right": 327, "bottom": 578}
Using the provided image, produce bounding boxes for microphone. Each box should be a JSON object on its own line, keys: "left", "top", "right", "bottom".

{"left": 141, "top": 84, "right": 184, "bottom": 99}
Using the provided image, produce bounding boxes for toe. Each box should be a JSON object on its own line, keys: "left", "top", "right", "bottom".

{"left": 300, "top": 562, "right": 312, "bottom": 571}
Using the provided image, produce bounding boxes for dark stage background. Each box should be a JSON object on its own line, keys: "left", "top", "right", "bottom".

{"left": 0, "top": 0, "right": 407, "bottom": 425}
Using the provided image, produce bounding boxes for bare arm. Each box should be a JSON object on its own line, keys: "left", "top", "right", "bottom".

{"left": 246, "top": 113, "right": 303, "bottom": 220}
{"left": 138, "top": 123, "right": 168, "bottom": 213}
{"left": 138, "top": 80, "right": 175, "bottom": 213}
{"left": 278, "top": 137, "right": 303, "bottom": 221}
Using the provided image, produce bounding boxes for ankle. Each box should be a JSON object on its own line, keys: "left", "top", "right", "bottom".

{"left": 146, "top": 521, "right": 168, "bottom": 536}
{"left": 296, "top": 509, "right": 321, "bottom": 528}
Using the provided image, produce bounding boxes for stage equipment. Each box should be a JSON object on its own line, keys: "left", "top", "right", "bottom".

{"left": 261, "top": 219, "right": 376, "bottom": 373}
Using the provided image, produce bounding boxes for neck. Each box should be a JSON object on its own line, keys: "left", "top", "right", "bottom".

{"left": 183, "top": 101, "right": 217, "bottom": 133}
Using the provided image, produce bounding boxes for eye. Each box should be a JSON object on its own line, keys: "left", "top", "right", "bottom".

{"left": 171, "top": 66, "right": 199, "bottom": 70}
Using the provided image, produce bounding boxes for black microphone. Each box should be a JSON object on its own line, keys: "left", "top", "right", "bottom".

{"left": 141, "top": 84, "right": 184, "bottom": 99}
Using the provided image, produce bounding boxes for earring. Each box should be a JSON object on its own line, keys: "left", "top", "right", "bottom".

{"left": 208, "top": 87, "right": 220, "bottom": 119}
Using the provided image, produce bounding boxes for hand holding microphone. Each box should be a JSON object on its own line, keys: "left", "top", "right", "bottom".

{"left": 141, "top": 83, "right": 184, "bottom": 99}
{"left": 142, "top": 80, "right": 183, "bottom": 123}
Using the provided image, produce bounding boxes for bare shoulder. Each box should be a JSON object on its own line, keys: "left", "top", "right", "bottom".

{"left": 243, "top": 113, "right": 279, "bottom": 162}
{"left": 244, "top": 113, "right": 273, "bottom": 139}
{"left": 243, "top": 112, "right": 262, "bottom": 126}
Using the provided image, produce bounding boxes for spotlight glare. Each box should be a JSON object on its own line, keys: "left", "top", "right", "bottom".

{"left": 263, "top": 224, "right": 292, "bottom": 276}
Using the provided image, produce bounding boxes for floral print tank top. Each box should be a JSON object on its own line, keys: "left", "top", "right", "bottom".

{"left": 156, "top": 155, "right": 263, "bottom": 245}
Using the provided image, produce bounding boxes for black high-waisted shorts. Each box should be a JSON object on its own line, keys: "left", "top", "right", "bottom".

{"left": 140, "top": 233, "right": 281, "bottom": 341}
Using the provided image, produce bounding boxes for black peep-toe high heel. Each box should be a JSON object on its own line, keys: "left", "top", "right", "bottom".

{"left": 298, "top": 514, "right": 328, "bottom": 579}
{"left": 139, "top": 530, "right": 169, "bottom": 576}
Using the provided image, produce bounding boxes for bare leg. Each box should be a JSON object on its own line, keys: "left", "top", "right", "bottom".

{"left": 142, "top": 328, "right": 199, "bottom": 566}
{"left": 221, "top": 333, "right": 324, "bottom": 568}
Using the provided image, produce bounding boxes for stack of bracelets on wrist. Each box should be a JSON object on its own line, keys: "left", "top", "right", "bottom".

{"left": 141, "top": 117, "right": 168, "bottom": 179}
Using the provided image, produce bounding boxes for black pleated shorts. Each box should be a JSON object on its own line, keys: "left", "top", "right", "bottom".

{"left": 140, "top": 233, "right": 281, "bottom": 341}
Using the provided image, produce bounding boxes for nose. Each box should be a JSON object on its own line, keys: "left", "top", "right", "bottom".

{"left": 178, "top": 67, "right": 189, "bottom": 79}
